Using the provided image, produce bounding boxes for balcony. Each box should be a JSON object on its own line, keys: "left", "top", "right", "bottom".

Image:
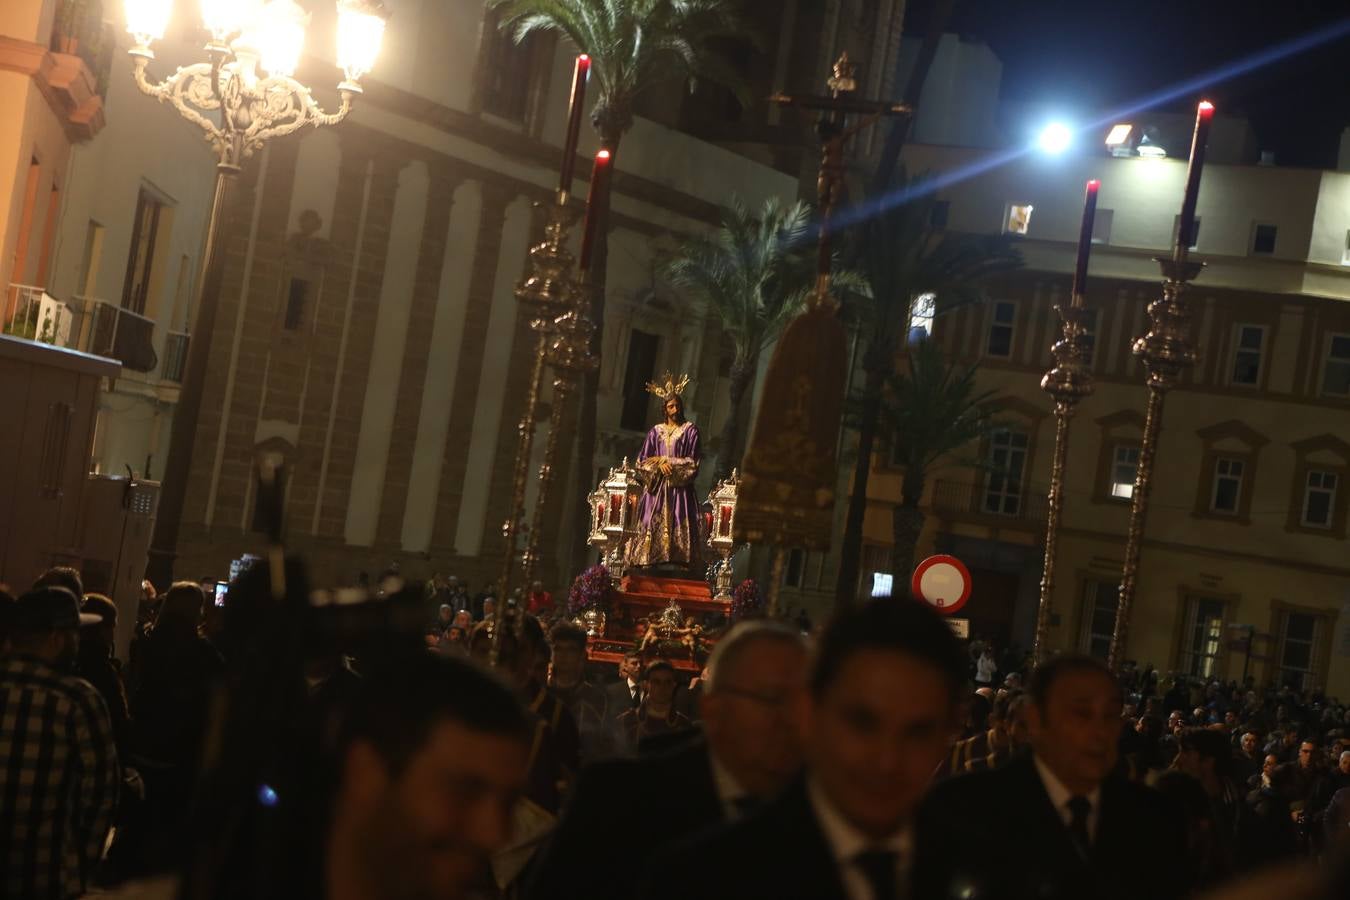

{"left": 930, "top": 479, "right": 1048, "bottom": 534}
{"left": 2, "top": 284, "right": 79, "bottom": 345}
{"left": 161, "top": 330, "right": 189, "bottom": 383}
{"left": 86, "top": 299, "right": 158, "bottom": 373}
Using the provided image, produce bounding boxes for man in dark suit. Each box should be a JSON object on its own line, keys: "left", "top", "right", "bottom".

{"left": 913, "top": 654, "right": 1189, "bottom": 900}
{"left": 603, "top": 649, "right": 644, "bottom": 721}
{"left": 640, "top": 599, "right": 969, "bottom": 900}
{"left": 524, "top": 621, "right": 808, "bottom": 900}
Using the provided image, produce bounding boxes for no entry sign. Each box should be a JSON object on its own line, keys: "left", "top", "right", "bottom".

{"left": 911, "top": 555, "right": 972, "bottom": 615}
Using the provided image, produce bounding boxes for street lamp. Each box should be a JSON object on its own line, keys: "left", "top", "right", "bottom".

{"left": 1036, "top": 121, "right": 1073, "bottom": 155}
{"left": 126, "top": 0, "right": 387, "bottom": 587}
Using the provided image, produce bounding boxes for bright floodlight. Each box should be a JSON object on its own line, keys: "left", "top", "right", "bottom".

{"left": 1105, "top": 124, "right": 1132, "bottom": 146}
{"left": 1037, "top": 122, "right": 1072, "bottom": 155}
{"left": 125, "top": 0, "right": 174, "bottom": 43}
{"left": 337, "top": 0, "right": 387, "bottom": 84}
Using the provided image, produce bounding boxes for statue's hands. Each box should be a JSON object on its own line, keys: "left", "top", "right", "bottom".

{"left": 659, "top": 461, "right": 673, "bottom": 475}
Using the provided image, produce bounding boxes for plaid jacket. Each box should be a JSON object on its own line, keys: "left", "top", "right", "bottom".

{"left": 1, "top": 654, "right": 120, "bottom": 900}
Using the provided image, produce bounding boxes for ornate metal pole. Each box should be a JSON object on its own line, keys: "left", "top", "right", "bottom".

{"left": 521, "top": 283, "right": 598, "bottom": 586}
{"left": 498, "top": 55, "right": 591, "bottom": 602}
{"left": 498, "top": 203, "right": 579, "bottom": 601}
{"left": 131, "top": 0, "right": 386, "bottom": 587}
{"left": 1034, "top": 180, "right": 1100, "bottom": 663}
{"left": 1108, "top": 102, "right": 1214, "bottom": 670}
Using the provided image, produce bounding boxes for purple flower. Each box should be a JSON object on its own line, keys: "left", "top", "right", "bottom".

{"left": 568, "top": 565, "right": 614, "bottom": 617}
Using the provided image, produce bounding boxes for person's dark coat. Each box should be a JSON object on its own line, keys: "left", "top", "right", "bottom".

{"left": 913, "top": 757, "right": 1189, "bottom": 900}
{"left": 637, "top": 778, "right": 847, "bottom": 900}
{"left": 524, "top": 733, "right": 723, "bottom": 900}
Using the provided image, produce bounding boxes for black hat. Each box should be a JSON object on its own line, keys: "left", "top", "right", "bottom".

{"left": 13, "top": 587, "right": 101, "bottom": 631}
{"left": 81, "top": 594, "right": 118, "bottom": 627}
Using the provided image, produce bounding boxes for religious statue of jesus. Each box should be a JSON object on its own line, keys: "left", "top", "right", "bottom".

{"left": 627, "top": 372, "right": 701, "bottom": 570}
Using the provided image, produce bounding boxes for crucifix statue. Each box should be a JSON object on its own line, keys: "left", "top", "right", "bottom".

{"left": 735, "top": 53, "right": 908, "bottom": 612}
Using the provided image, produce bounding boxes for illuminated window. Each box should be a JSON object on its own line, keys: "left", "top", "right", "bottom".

{"left": 1004, "top": 204, "right": 1033, "bottom": 236}
{"left": 1179, "top": 596, "right": 1225, "bottom": 679}
{"left": 907, "top": 292, "right": 936, "bottom": 345}
{"left": 1110, "top": 445, "right": 1139, "bottom": 499}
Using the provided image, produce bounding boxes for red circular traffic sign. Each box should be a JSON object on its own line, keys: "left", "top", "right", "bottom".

{"left": 911, "top": 555, "right": 972, "bottom": 615}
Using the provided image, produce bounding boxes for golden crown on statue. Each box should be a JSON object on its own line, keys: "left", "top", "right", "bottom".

{"left": 645, "top": 371, "right": 691, "bottom": 399}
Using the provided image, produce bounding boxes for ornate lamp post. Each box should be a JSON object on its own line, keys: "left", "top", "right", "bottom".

{"left": 1034, "top": 179, "right": 1100, "bottom": 663}
{"left": 1108, "top": 101, "right": 1214, "bottom": 670}
{"left": 129, "top": 0, "right": 387, "bottom": 586}
{"left": 705, "top": 470, "right": 740, "bottom": 603}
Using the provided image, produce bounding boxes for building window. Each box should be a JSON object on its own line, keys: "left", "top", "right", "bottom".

{"left": 1079, "top": 579, "right": 1119, "bottom": 659}
{"left": 1172, "top": 215, "right": 1201, "bottom": 251}
{"left": 283, "top": 277, "right": 310, "bottom": 331}
{"left": 121, "top": 187, "right": 166, "bottom": 314}
{"left": 1274, "top": 611, "right": 1323, "bottom": 690}
{"left": 983, "top": 428, "right": 1028, "bottom": 515}
{"left": 1342, "top": 229, "right": 1350, "bottom": 265}
{"left": 1301, "top": 470, "right": 1337, "bottom": 528}
{"left": 1251, "top": 223, "right": 1277, "bottom": 255}
{"left": 986, "top": 301, "right": 1016, "bottom": 357}
{"left": 1004, "top": 204, "right": 1033, "bottom": 236}
{"left": 1110, "top": 444, "right": 1139, "bottom": 499}
{"left": 1179, "top": 596, "right": 1225, "bottom": 679}
{"left": 478, "top": 10, "right": 539, "bottom": 122}
{"left": 1321, "top": 334, "right": 1350, "bottom": 396}
{"left": 619, "top": 329, "right": 660, "bottom": 431}
{"left": 1230, "top": 324, "right": 1265, "bottom": 386}
{"left": 784, "top": 549, "right": 805, "bottom": 588}
{"left": 1092, "top": 208, "right": 1113, "bottom": 245}
{"left": 1210, "top": 457, "right": 1244, "bottom": 514}
{"left": 907, "top": 292, "right": 936, "bottom": 345}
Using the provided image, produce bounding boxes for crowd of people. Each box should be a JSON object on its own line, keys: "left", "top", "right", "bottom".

{"left": 2, "top": 560, "right": 1349, "bottom": 900}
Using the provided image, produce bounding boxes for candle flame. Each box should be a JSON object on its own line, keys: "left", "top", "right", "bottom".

{"left": 597, "top": 150, "right": 612, "bottom": 160}
{"left": 1087, "top": 179, "right": 1100, "bottom": 190}
{"left": 1198, "top": 100, "right": 1215, "bottom": 112}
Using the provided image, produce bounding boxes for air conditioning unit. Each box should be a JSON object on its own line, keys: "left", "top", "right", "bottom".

{"left": 77, "top": 475, "right": 160, "bottom": 660}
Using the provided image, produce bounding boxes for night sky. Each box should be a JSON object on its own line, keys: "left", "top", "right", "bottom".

{"left": 905, "top": 0, "right": 1350, "bottom": 168}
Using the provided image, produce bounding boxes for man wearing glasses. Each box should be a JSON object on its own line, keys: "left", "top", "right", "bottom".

{"left": 524, "top": 621, "right": 808, "bottom": 900}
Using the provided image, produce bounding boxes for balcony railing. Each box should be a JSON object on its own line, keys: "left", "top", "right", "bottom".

{"left": 931, "top": 479, "right": 1048, "bottom": 527}
{"left": 49, "top": 0, "right": 114, "bottom": 99}
{"left": 86, "top": 299, "right": 158, "bottom": 373}
{"left": 2, "top": 284, "right": 79, "bottom": 346}
{"left": 161, "top": 330, "right": 190, "bottom": 383}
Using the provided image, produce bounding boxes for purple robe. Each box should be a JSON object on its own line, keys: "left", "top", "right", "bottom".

{"left": 628, "top": 421, "right": 701, "bottom": 568}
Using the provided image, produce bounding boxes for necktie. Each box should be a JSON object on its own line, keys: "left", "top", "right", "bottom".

{"left": 1066, "top": 795, "right": 1092, "bottom": 859}
{"left": 853, "top": 849, "right": 899, "bottom": 900}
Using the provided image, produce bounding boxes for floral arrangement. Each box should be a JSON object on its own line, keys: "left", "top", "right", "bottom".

{"left": 567, "top": 565, "right": 614, "bottom": 618}
{"left": 731, "top": 578, "right": 764, "bottom": 621}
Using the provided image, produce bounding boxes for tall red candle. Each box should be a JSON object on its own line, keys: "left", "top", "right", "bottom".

{"left": 1175, "top": 100, "right": 1214, "bottom": 256}
{"left": 579, "top": 149, "right": 612, "bottom": 273}
{"left": 1071, "top": 179, "right": 1100, "bottom": 304}
{"left": 559, "top": 54, "right": 591, "bottom": 197}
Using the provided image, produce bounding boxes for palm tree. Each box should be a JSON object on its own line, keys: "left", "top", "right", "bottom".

{"left": 834, "top": 173, "right": 1022, "bottom": 603}
{"left": 664, "top": 197, "right": 814, "bottom": 479}
{"left": 875, "top": 339, "right": 999, "bottom": 580}
{"left": 488, "top": 0, "right": 750, "bottom": 571}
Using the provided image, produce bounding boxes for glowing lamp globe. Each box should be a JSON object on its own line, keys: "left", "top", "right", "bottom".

{"left": 1037, "top": 122, "right": 1072, "bottom": 155}
{"left": 249, "top": 0, "right": 309, "bottom": 77}
{"left": 124, "top": 0, "right": 173, "bottom": 44}
{"left": 337, "top": 0, "right": 387, "bottom": 86}
{"left": 200, "top": 0, "right": 263, "bottom": 42}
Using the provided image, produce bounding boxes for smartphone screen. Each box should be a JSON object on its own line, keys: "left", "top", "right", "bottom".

{"left": 214, "top": 582, "right": 229, "bottom": 607}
